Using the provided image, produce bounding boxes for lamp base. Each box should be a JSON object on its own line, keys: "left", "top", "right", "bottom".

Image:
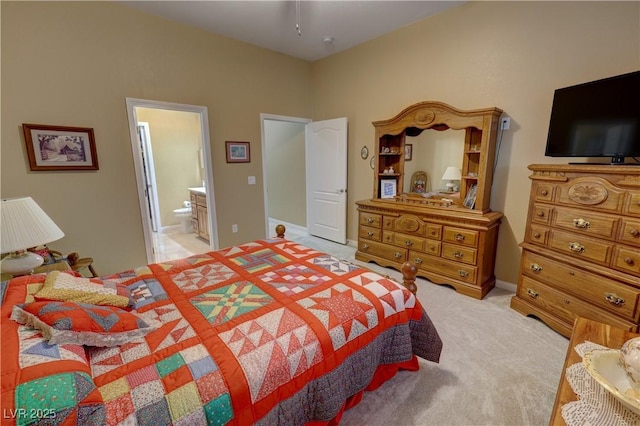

{"left": 445, "top": 182, "right": 456, "bottom": 192}
{"left": 0, "top": 251, "right": 44, "bottom": 276}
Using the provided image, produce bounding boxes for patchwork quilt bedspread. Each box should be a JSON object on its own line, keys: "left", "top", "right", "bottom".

{"left": 1, "top": 238, "right": 442, "bottom": 425}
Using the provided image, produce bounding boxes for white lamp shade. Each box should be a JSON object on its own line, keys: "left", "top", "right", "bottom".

{"left": 1, "top": 197, "right": 64, "bottom": 253}
{"left": 442, "top": 166, "right": 462, "bottom": 181}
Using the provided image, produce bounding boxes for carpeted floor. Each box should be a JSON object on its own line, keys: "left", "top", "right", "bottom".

{"left": 292, "top": 234, "right": 570, "bottom": 426}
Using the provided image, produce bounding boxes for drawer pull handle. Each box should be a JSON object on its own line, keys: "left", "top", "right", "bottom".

{"left": 362, "top": 244, "right": 369, "bottom": 250}
{"left": 533, "top": 232, "right": 541, "bottom": 239}
{"left": 394, "top": 252, "right": 403, "bottom": 259}
{"left": 526, "top": 288, "right": 539, "bottom": 298}
{"left": 405, "top": 240, "right": 413, "bottom": 247}
{"left": 454, "top": 233, "right": 465, "bottom": 242}
{"left": 367, "top": 231, "right": 374, "bottom": 237}
{"left": 454, "top": 251, "right": 463, "bottom": 259}
{"left": 414, "top": 258, "right": 423, "bottom": 264}
{"left": 573, "top": 218, "right": 590, "bottom": 229}
{"left": 536, "top": 211, "right": 545, "bottom": 217}
{"left": 624, "top": 257, "right": 635, "bottom": 266}
{"left": 540, "top": 189, "right": 548, "bottom": 196}
{"left": 458, "top": 270, "right": 469, "bottom": 278}
{"left": 569, "top": 242, "right": 585, "bottom": 253}
{"left": 630, "top": 229, "right": 639, "bottom": 237}
{"left": 529, "top": 263, "right": 542, "bottom": 272}
{"left": 605, "top": 293, "right": 625, "bottom": 306}
{"left": 366, "top": 218, "right": 374, "bottom": 223}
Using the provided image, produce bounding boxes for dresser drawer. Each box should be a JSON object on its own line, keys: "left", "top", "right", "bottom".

{"left": 619, "top": 218, "right": 640, "bottom": 247}
{"left": 383, "top": 216, "right": 394, "bottom": 229}
{"left": 518, "top": 276, "right": 637, "bottom": 331}
{"left": 528, "top": 224, "right": 549, "bottom": 245}
{"left": 531, "top": 204, "right": 553, "bottom": 225}
{"left": 359, "top": 225, "right": 381, "bottom": 242}
{"left": 612, "top": 246, "right": 640, "bottom": 277}
{"left": 426, "top": 223, "right": 442, "bottom": 239}
{"left": 533, "top": 182, "right": 555, "bottom": 203}
{"left": 442, "top": 227, "right": 478, "bottom": 247}
{"left": 553, "top": 206, "right": 618, "bottom": 240}
{"left": 442, "top": 243, "right": 477, "bottom": 265}
{"left": 382, "top": 230, "right": 394, "bottom": 244}
{"left": 358, "top": 239, "right": 406, "bottom": 262}
{"left": 423, "top": 240, "right": 442, "bottom": 256}
{"left": 394, "top": 215, "right": 425, "bottom": 235}
{"left": 548, "top": 229, "right": 613, "bottom": 266}
{"left": 557, "top": 178, "right": 623, "bottom": 213}
{"left": 522, "top": 251, "right": 640, "bottom": 322}
{"left": 393, "top": 233, "right": 425, "bottom": 251}
{"left": 626, "top": 192, "right": 640, "bottom": 217}
{"left": 418, "top": 254, "right": 477, "bottom": 284}
{"left": 360, "top": 212, "right": 382, "bottom": 228}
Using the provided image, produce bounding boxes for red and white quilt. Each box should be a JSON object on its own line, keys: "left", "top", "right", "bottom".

{"left": 1, "top": 238, "right": 442, "bottom": 425}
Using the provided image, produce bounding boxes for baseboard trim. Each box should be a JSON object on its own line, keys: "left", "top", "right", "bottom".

{"left": 495, "top": 279, "right": 516, "bottom": 292}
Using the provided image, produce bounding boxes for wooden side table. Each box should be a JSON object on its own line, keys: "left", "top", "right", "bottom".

{"left": 549, "top": 316, "right": 640, "bottom": 425}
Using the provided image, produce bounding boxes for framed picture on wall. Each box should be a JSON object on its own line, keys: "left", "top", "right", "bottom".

{"left": 22, "top": 123, "right": 99, "bottom": 171}
{"left": 380, "top": 179, "right": 397, "bottom": 199}
{"left": 225, "top": 141, "right": 250, "bottom": 163}
{"left": 404, "top": 144, "right": 413, "bottom": 161}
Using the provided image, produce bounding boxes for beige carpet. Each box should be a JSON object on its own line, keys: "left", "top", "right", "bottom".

{"left": 293, "top": 235, "right": 570, "bottom": 426}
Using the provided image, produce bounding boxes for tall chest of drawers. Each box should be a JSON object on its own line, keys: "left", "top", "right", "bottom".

{"left": 355, "top": 199, "right": 503, "bottom": 299}
{"left": 510, "top": 164, "right": 640, "bottom": 337}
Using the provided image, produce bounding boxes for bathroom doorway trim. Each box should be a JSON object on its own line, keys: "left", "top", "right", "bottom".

{"left": 126, "top": 97, "right": 219, "bottom": 264}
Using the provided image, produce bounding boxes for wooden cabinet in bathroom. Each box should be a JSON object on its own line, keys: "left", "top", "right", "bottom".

{"left": 189, "top": 190, "right": 209, "bottom": 242}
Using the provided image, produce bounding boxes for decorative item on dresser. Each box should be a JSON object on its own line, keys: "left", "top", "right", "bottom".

{"left": 356, "top": 101, "right": 504, "bottom": 299}
{"left": 510, "top": 164, "right": 640, "bottom": 338}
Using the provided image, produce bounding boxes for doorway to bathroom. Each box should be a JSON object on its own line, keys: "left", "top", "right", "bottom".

{"left": 126, "top": 98, "right": 217, "bottom": 264}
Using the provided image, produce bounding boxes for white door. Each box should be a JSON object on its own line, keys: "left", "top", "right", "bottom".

{"left": 137, "top": 123, "right": 160, "bottom": 233}
{"left": 306, "top": 118, "right": 348, "bottom": 244}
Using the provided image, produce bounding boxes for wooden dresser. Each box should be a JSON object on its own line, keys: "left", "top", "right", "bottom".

{"left": 510, "top": 164, "right": 640, "bottom": 337}
{"left": 356, "top": 101, "right": 504, "bottom": 299}
{"left": 356, "top": 199, "right": 502, "bottom": 299}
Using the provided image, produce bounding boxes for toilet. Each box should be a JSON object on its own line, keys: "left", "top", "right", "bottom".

{"left": 173, "top": 201, "right": 193, "bottom": 233}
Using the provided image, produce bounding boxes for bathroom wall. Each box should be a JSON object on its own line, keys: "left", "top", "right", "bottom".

{"left": 136, "top": 107, "right": 202, "bottom": 228}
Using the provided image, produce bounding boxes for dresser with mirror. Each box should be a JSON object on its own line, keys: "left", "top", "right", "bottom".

{"left": 356, "top": 101, "right": 504, "bottom": 299}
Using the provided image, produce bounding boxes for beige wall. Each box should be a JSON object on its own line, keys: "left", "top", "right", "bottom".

{"left": 2, "top": 1, "right": 638, "bottom": 285}
{"left": 265, "top": 120, "right": 307, "bottom": 226}
{"left": 136, "top": 108, "right": 202, "bottom": 228}
{"left": 311, "top": 1, "right": 639, "bottom": 284}
{"left": 1, "top": 1, "right": 312, "bottom": 275}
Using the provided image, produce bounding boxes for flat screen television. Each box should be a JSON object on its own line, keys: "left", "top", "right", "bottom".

{"left": 545, "top": 70, "right": 640, "bottom": 164}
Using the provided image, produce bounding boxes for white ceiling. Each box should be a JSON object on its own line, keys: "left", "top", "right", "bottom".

{"left": 121, "top": 1, "right": 465, "bottom": 61}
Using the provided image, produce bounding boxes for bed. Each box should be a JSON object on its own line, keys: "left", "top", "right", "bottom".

{"left": 0, "top": 232, "right": 442, "bottom": 425}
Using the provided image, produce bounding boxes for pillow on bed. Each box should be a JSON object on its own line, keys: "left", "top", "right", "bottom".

{"left": 35, "top": 270, "right": 132, "bottom": 308}
{"left": 11, "top": 301, "right": 160, "bottom": 347}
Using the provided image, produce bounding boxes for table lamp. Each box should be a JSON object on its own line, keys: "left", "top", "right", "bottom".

{"left": 1, "top": 197, "right": 65, "bottom": 275}
{"left": 442, "top": 166, "right": 461, "bottom": 192}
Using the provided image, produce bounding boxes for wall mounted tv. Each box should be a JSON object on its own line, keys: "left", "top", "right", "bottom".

{"left": 545, "top": 70, "right": 640, "bottom": 164}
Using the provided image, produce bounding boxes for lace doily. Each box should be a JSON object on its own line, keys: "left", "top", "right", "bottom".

{"left": 561, "top": 341, "right": 640, "bottom": 426}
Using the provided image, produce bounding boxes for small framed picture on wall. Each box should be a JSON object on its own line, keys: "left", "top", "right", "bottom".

{"left": 225, "top": 141, "right": 250, "bottom": 163}
{"left": 404, "top": 144, "right": 413, "bottom": 161}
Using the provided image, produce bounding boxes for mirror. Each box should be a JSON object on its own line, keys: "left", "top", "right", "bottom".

{"left": 403, "top": 129, "right": 465, "bottom": 195}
